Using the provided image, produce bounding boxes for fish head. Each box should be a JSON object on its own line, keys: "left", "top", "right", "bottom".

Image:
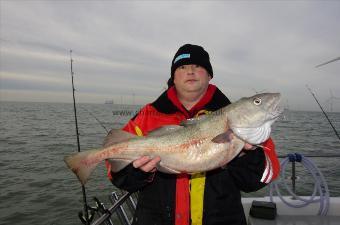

{"left": 226, "top": 93, "right": 282, "bottom": 144}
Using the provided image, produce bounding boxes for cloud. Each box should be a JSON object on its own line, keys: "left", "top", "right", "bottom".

{"left": 1, "top": 1, "right": 340, "bottom": 111}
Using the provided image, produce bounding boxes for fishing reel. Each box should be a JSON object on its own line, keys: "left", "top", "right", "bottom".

{"left": 78, "top": 191, "right": 138, "bottom": 225}
{"left": 79, "top": 207, "right": 95, "bottom": 225}
{"left": 79, "top": 197, "right": 114, "bottom": 225}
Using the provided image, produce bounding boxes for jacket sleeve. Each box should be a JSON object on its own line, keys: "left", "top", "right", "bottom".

{"left": 104, "top": 106, "right": 156, "bottom": 193}
{"left": 109, "top": 164, "right": 155, "bottom": 193}
{"left": 227, "top": 138, "right": 280, "bottom": 193}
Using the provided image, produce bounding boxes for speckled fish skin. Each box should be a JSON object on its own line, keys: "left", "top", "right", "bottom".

{"left": 64, "top": 93, "right": 281, "bottom": 185}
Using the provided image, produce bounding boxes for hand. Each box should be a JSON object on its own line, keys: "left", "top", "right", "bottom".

{"left": 244, "top": 143, "right": 256, "bottom": 150}
{"left": 132, "top": 156, "right": 161, "bottom": 172}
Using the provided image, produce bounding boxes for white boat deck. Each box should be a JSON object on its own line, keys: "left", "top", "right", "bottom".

{"left": 248, "top": 215, "right": 340, "bottom": 225}
{"left": 242, "top": 196, "right": 340, "bottom": 225}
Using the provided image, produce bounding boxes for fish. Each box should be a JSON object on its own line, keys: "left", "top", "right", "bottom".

{"left": 64, "top": 93, "right": 282, "bottom": 185}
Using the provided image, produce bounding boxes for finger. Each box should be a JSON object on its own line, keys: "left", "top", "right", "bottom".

{"left": 140, "top": 156, "right": 161, "bottom": 172}
{"left": 132, "top": 156, "right": 150, "bottom": 168}
{"left": 244, "top": 143, "right": 256, "bottom": 150}
{"left": 150, "top": 168, "right": 157, "bottom": 173}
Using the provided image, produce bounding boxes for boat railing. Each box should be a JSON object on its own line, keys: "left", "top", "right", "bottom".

{"left": 80, "top": 153, "right": 340, "bottom": 225}
{"left": 83, "top": 191, "right": 137, "bottom": 225}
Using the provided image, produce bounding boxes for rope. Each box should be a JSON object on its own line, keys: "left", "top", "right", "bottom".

{"left": 269, "top": 153, "right": 330, "bottom": 215}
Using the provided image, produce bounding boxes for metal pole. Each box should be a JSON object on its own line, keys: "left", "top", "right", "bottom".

{"left": 111, "top": 192, "right": 131, "bottom": 225}
{"left": 91, "top": 192, "right": 132, "bottom": 225}
{"left": 291, "top": 161, "right": 296, "bottom": 199}
{"left": 277, "top": 154, "right": 340, "bottom": 158}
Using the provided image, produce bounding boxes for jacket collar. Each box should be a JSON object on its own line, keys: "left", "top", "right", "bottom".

{"left": 167, "top": 84, "right": 217, "bottom": 118}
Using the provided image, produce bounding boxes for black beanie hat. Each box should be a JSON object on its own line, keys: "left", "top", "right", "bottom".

{"left": 170, "top": 44, "right": 213, "bottom": 84}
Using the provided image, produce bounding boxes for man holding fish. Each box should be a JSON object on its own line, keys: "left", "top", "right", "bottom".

{"left": 64, "top": 44, "right": 281, "bottom": 225}
{"left": 103, "top": 44, "right": 281, "bottom": 225}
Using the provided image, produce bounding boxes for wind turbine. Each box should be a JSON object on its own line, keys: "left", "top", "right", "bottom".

{"left": 325, "top": 89, "right": 340, "bottom": 112}
{"left": 315, "top": 56, "right": 340, "bottom": 68}
{"left": 315, "top": 56, "right": 340, "bottom": 112}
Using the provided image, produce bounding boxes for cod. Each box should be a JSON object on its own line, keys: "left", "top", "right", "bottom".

{"left": 65, "top": 93, "right": 281, "bottom": 185}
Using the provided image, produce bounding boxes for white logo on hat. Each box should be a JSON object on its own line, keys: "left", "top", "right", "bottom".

{"left": 174, "top": 54, "right": 190, "bottom": 64}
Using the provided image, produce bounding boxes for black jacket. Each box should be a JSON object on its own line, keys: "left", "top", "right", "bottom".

{"left": 111, "top": 87, "right": 267, "bottom": 225}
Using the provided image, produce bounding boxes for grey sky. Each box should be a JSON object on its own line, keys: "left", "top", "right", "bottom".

{"left": 1, "top": 1, "right": 339, "bottom": 111}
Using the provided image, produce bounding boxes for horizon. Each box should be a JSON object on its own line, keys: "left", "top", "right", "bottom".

{"left": 1, "top": 99, "right": 339, "bottom": 114}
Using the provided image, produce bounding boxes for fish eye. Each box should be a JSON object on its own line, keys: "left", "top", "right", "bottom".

{"left": 253, "top": 97, "right": 262, "bottom": 105}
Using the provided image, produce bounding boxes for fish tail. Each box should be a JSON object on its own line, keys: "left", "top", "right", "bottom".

{"left": 64, "top": 149, "right": 100, "bottom": 185}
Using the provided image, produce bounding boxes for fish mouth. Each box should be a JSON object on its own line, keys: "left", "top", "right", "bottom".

{"left": 269, "top": 105, "right": 283, "bottom": 121}
{"left": 266, "top": 94, "right": 283, "bottom": 121}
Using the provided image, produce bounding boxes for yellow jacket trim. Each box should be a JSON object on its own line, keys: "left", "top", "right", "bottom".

{"left": 134, "top": 125, "right": 143, "bottom": 136}
{"left": 190, "top": 110, "right": 210, "bottom": 225}
{"left": 190, "top": 172, "right": 206, "bottom": 225}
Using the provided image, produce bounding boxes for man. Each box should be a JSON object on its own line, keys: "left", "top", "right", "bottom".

{"left": 105, "top": 44, "right": 280, "bottom": 225}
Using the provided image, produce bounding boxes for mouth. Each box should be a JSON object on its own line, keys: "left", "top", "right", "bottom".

{"left": 269, "top": 99, "right": 283, "bottom": 120}
{"left": 185, "top": 79, "right": 198, "bottom": 83}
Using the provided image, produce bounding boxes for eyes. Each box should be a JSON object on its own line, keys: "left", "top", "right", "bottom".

{"left": 253, "top": 97, "right": 262, "bottom": 105}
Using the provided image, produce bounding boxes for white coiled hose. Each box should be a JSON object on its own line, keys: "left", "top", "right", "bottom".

{"left": 269, "top": 153, "right": 330, "bottom": 215}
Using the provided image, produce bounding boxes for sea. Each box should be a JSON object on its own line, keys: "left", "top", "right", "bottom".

{"left": 1, "top": 101, "right": 340, "bottom": 225}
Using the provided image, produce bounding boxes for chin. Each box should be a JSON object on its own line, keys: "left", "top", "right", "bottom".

{"left": 184, "top": 85, "right": 203, "bottom": 92}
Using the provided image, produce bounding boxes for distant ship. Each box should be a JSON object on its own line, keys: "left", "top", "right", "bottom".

{"left": 104, "top": 100, "right": 114, "bottom": 104}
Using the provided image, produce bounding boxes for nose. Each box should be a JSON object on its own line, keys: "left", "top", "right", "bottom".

{"left": 186, "top": 65, "right": 195, "bottom": 74}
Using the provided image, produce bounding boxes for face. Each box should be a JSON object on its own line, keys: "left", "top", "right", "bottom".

{"left": 173, "top": 64, "right": 211, "bottom": 95}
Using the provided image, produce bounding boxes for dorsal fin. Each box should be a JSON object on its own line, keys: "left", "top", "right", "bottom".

{"left": 103, "top": 129, "right": 137, "bottom": 147}
{"left": 148, "top": 125, "right": 183, "bottom": 137}
{"left": 180, "top": 115, "right": 208, "bottom": 127}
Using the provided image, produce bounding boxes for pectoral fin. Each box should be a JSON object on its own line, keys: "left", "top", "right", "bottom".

{"left": 211, "top": 129, "right": 234, "bottom": 143}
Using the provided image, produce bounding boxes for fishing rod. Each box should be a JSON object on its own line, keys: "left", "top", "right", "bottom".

{"left": 70, "top": 50, "right": 91, "bottom": 225}
{"left": 305, "top": 85, "right": 340, "bottom": 141}
{"left": 80, "top": 106, "right": 110, "bottom": 134}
